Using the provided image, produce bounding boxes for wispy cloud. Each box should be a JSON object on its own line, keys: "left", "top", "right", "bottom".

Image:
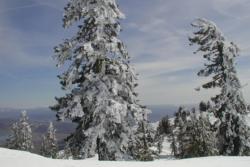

{"left": 0, "top": 1, "right": 65, "bottom": 70}
{"left": 0, "top": 4, "right": 44, "bottom": 14}
{"left": 32, "top": 0, "right": 66, "bottom": 11}
{"left": 121, "top": 0, "right": 250, "bottom": 105}
{"left": 0, "top": 27, "right": 53, "bottom": 68}
{"left": 211, "top": 0, "right": 250, "bottom": 20}
{"left": 1, "top": 0, "right": 250, "bottom": 108}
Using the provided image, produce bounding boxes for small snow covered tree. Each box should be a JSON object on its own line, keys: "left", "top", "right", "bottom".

{"left": 189, "top": 18, "right": 250, "bottom": 155}
{"left": 56, "top": 141, "right": 73, "bottom": 159}
{"left": 132, "top": 114, "right": 155, "bottom": 161}
{"left": 6, "top": 122, "right": 19, "bottom": 149}
{"left": 181, "top": 112, "right": 218, "bottom": 158}
{"left": 157, "top": 115, "right": 171, "bottom": 135}
{"left": 63, "top": 141, "right": 73, "bottom": 159}
{"left": 169, "top": 128, "right": 178, "bottom": 156}
{"left": 156, "top": 135, "right": 164, "bottom": 154}
{"left": 40, "top": 122, "right": 58, "bottom": 158}
{"left": 199, "top": 101, "right": 211, "bottom": 112}
{"left": 6, "top": 111, "right": 33, "bottom": 151}
{"left": 174, "top": 107, "right": 189, "bottom": 127}
{"left": 155, "top": 115, "right": 171, "bottom": 154}
{"left": 51, "top": 0, "right": 147, "bottom": 160}
{"left": 171, "top": 107, "right": 189, "bottom": 157}
{"left": 173, "top": 108, "right": 218, "bottom": 158}
{"left": 175, "top": 109, "right": 189, "bottom": 158}
{"left": 195, "top": 113, "right": 218, "bottom": 156}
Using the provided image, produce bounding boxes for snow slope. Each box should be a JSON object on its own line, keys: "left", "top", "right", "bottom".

{"left": 1, "top": 148, "right": 250, "bottom": 167}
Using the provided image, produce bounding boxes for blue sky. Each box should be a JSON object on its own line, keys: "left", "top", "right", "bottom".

{"left": 1, "top": 0, "right": 250, "bottom": 108}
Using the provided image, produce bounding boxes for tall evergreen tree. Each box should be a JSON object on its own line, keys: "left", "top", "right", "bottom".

{"left": 6, "top": 111, "right": 33, "bottom": 151}
{"left": 189, "top": 18, "right": 250, "bottom": 155}
{"left": 51, "top": 0, "right": 147, "bottom": 160}
{"left": 40, "top": 122, "right": 58, "bottom": 158}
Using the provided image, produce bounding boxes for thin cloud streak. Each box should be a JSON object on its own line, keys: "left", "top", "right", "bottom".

{"left": 0, "top": 4, "right": 44, "bottom": 14}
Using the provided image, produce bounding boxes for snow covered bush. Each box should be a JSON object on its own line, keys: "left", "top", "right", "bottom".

{"left": 51, "top": 0, "right": 149, "bottom": 160}
{"left": 6, "top": 111, "right": 34, "bottom": 152}
{"left": 40, "top": 122, "right": 58, "bottom": 158}
{"left": 189, "top": 18, "right": 250, "bottom": 156}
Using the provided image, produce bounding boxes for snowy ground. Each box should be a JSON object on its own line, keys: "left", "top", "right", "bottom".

{"left": 1, "top": 148, "right": 250, "bottom": 167}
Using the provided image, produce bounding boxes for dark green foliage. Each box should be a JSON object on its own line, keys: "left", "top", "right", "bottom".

{"left": 157, "top": 115, "right": 171, "bottom": 135}
{"left": 155, "top": 115, "right": 172, "bottom": 154}
{"left": 199, "top": 101, "right": 211, "bottom": 112}
{"left": 181, "top": 113, "right": 218, "bottom": 158}
{"left": 171, "top": 107, "right": 218, "bottom": 158}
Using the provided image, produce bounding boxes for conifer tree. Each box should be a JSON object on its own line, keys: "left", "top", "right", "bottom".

{"left": 181, "top": 112, "right": 218, "bottom": 158}
{"left": 189, "top": 18, "right": 250, "bottom": 155}
{"left": 171, "top": 107, "right": 189, "bottom": 157}
{"left": 155, "top": 115, "right": 171, "bottom": 154}
{"left": 40, "top": 122, "right": 58, "bottom": 158}
{"left": 157, "top": 115, "right": 171, "bottom": 135}
{"left": 169, "top": 128, "right": 177, "bottom": 156}
{"left": 172, "top": 108, "right": 218, "bottom": 158}
{"left": 199, "top": 101, "right": 209, "bottom": 112}
{"left": 6, "top": 111, "right": 33, "bottom": 151}
{"left": 51, "top": 0, "right": 147, "bottom": 160}
{"left": 175, "top": 111, "right": 188, "bottom": 158}
{"left": 56, "top": 141, "right": 73, "bottom": 159}
{"left": 156, "top": 135, "right": 164, "bottom": 154}
{"left": 63, "top": 141, "right": 73, "bottom": 159}
{"left": 132, "top": 115, "right": 155, "bottom": 161}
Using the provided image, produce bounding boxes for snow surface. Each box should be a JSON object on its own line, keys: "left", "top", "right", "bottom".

{"left": 1, "top": 148, "right": 250, "bottom": 167}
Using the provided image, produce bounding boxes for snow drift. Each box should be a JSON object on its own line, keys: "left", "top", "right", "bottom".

{"left": 1, "top": 148, "right": 250, "bottom": 167}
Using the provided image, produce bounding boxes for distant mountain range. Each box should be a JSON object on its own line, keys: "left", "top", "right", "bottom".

{"left": 0, "top": 105, "right": 188, "bottom": 150}
{"left": 0, "top": 104, "right": 183, "bottom": 122}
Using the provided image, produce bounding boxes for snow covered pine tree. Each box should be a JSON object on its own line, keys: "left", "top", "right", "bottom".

{"left": 189, "top": 18, "right": 250, "bottom": 155}
{"left": 51, "top": 0, "right": 148, "bottom": 160}
{"left": 62, "top": 141, "right": 73, "bottom": 159}
{"left": 40, "top": 122, "right": 58, "bottom": 158}
{"left": 133, "top": 113, "right": 155, "bottom": 161}
{"left": 157, "top": 115, "right": 171, "bottom": 136}
{"left": 155, "top": 115, "right": 171, "bottom": 154}
{"left": 183, "top": 111, "right": 218, "bottom": 158}
{"left": 173, "top": 107, "right": 190, "bottom": 158}
{"left": 6, "top": 111, "right": 34, "bottom": 151}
